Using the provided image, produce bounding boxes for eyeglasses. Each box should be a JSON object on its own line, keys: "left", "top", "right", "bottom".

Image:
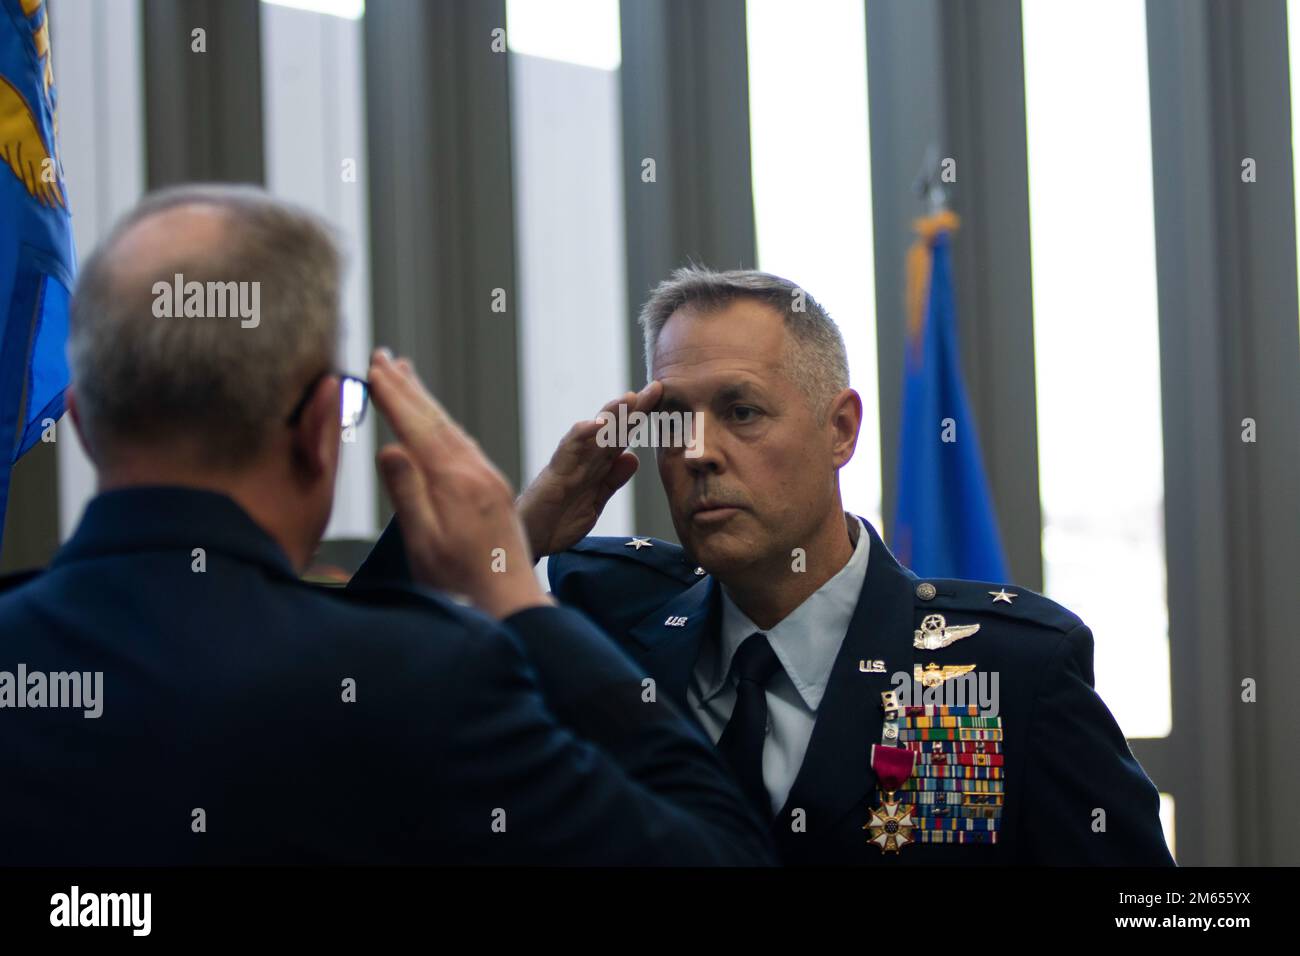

{"left": 286, "top": 371, "right": 370, "bottom": 430}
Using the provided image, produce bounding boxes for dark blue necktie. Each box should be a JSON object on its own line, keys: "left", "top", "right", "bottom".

{"left": 717, "top": 632, "right": 782, "bottom": 816}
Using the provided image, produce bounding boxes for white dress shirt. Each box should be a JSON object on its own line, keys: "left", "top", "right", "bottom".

{"left": 687, "top": 514, "right": 870, "bottom": 815}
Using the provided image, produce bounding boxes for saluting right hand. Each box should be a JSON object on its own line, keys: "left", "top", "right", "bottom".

{"left": 367, "top": 348, "right": 551, "bottom": 620}
{"left": 517, "top": 381, "right": 663, "bottom": 559}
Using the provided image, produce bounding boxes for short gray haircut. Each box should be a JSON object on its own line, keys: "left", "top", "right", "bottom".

{"left": 69, "top": 184, "right": 341, "bottom": 468}
{"left": 638, "top": 266, "right": 850, "bottom": 420}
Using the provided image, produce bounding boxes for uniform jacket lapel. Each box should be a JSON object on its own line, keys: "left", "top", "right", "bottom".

{"left": 774, "top": 522, "right": 916, "bottom": 836}
{"left": 626, "top": 574, "right": 720, "bottom": 721}
{"left": 622, "top": 519, "right": 916, "bottom": 838}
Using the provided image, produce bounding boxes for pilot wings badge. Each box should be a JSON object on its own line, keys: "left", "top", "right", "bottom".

{"left": 913, "top": 614, "right": 980, "bottom": 651}
{"left": 914, "top": 661, "right": 977, "bottom": 688}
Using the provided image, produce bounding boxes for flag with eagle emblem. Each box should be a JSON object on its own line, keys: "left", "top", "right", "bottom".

{"left": 0, "top": 0, "right": 73, "bottom": 547}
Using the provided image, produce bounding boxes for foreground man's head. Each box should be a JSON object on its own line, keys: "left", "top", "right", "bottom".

{"left": 641, "top": 267, "right": 863, "bottom": 589}
{"left": 67, "top": 185, "right": 346, "bottom": 570}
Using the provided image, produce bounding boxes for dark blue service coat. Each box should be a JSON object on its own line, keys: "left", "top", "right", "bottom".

{"left": 0, "top": 488, "right": 773, "bottom": 865}
{"left": 536, "top": 520, "right": 1175, "bottom": 865}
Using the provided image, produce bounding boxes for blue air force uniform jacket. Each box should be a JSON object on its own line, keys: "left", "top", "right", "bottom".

{"left": 0, "top": 488, "right": 773, "bottom": 865}
{"left": 542, "top": 520, "right": 1175, "bottom": 866}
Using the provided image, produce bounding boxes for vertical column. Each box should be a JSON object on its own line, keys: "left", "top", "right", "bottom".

{"left": 142, "top": 0, "right": 264, "bottom": 186}
{"left": 1146, "top": 0, "right": 1300, "bottom": 865}
{"left": 619, "top": 0, "right": 757, "bottom": 540}
{"left": 363, "top": 0, "right": 521, "bottom": 496}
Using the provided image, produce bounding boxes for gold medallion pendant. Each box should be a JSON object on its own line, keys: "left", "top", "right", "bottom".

{"left": 864, "top": 791, "right": 916, "bottom": 853}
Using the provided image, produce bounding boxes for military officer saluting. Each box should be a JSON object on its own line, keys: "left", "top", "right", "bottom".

{"left": 362, "top": 266, "right": 1175, "bottom": 866}
{"left": 541, "top": 526, "right": 1169, "bottom": 864}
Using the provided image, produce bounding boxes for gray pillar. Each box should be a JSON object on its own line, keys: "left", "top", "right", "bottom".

{"left": 142, "top": 0, "right": 264, "bottom": 186}
{"left": 619, "top": 0, "right": 757, "bottom": 541}
{"left": 363, "top": 0, "right": 521, "bottom": 501}
{"left": 865, "top": 0, "right": 1042, "bottom": 589}
{"left": 1145, "top": 0, "right": 1300, "bottom": 866}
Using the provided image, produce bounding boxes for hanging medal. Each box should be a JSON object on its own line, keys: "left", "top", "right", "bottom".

{"left": 864, "top": 690, "right": 918, "bottom": 853}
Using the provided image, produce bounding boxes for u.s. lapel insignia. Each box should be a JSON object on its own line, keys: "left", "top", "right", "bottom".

{"left": 914, "top": 661, "right": 977, "bottom": 688}
{"left": 913, "top": 613, "right": 981, "bottom": 650}
{"left": 864, "top": 796, "right": 916, "bottom": 853}
{"left": 859, "top": 659, "right": 886, "bottom": 673}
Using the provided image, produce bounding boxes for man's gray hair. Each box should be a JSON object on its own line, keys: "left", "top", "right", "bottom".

{"left": 638, "top": 266, "right": 850, "bottom": 420}
{"left": 69, "top": 184, "right": 341, "bottom": 468}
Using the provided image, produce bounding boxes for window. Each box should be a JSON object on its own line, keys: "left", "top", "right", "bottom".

{"left": 747, "top": 0, "right": 881, "bottom": 529}
{"left": 1159, "top": 793, "right": 1176, "bottom": 860}
{"left": 261, "top": 0, "right": 376, "bottom": 540}
{"left": 506, "top": 0, "right": 620, "bottom": 70}
{"left": 263, "top": 0, "right": 362, "bottom": 19}
{"left": 1023, "top": 0, "right": 1171, "bottom": 738}
{"left": 1290, "top": 0, "right": 1300, "bottom": 341}
{"left": 51, "top": 0, "right": 146, "bottom": 539}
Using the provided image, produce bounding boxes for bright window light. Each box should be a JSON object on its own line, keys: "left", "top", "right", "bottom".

{"left": 506, "top": 0, "right": 621, "bottom": 71}
{"left": 1023, "top": 0, "right": 1171, "bottom": 738}
{"left": 1290, "top": 0, "right": 1300, "bottom": 341}
{"left": 1159, "top": 793, "right": 1176, "bottom": 861}
{"left": 747, "top": 0, "right": 881, "bottom": 530}
{"left": 261, "top": 0, "right": 363, "bottom": 20}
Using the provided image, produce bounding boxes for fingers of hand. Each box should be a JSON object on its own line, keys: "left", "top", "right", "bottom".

{"left": 369, "top": 349, "right": 476, "bottom": 464}
{"left": 377, "top": 443, "right": 439, "bottom": 543}
{"left": 367, "top": 351, "right": 429, "bottom": 441}
{"left": 596, "top": 452, "right": 639, "bottom": 507}
{"left": 598, "top": 389, "right": 638, "bottom": 418}
{"left": 634, "top": 379, "right": 663, "bottom": 413}
{"left": 606, "top": 450, "right": 640, "bottom": 486}
{"left": 551, "top": 417, "right": 617, "bottom": 478}
{"left": 368, "top": 350, "right": 440, "bottom": 430}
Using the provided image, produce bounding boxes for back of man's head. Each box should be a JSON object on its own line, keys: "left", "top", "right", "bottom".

{"left": 69, "top": 184, "right": 341, "bottom": 472}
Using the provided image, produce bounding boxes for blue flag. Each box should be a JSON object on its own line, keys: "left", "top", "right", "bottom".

{"left": 891, "top": 212, "right": 1008, "bottom": 582}
{"left": 0, "top": 0, "right": 74, "bottom": 546}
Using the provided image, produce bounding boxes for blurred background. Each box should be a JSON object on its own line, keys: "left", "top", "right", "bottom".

{"left": 2, "top": 0, "right": 1297, "bottom": 866}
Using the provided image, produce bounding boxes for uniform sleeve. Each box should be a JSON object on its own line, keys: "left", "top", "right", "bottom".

{"left": 416, "top": 604, "right": 775, "bottom": 866}
{"left": 1019, "top": 623, "right": 1175, "bottom": 865}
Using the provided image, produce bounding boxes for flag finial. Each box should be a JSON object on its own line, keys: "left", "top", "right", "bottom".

{"left": 913, "top": 143, "right": 949, "bottom": 216}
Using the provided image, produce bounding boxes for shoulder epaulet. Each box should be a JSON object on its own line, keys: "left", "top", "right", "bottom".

{"left": 565, "top": 535, "right": 706, "bottom": 585}
{"left": 908, "top": 577, "right": 1083, "bottom": 635}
